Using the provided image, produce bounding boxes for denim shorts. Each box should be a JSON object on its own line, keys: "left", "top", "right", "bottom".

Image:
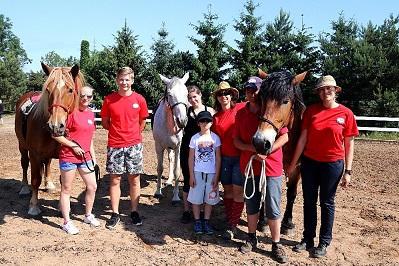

{"left": 220, "top": 156, "right": 243, "bottom": 186}
{"left": 60, "top": 160, "right": 94, "bottom": 171}
{"left": 245, "top": 175, "right": 282, "bottom": 219}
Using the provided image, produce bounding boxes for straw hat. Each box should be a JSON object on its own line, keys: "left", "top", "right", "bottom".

{"left": 213, "top": 81, "right": 239, "bottom": 100}
{"left": 315, "top": 75, "right": 342, "bottom": 92}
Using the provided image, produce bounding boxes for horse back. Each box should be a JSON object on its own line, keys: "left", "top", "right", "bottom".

{"left": 15, "top": 91, "right": 60, "bottom": 159}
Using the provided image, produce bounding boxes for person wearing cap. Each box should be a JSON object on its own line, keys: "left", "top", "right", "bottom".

{"left": 212, "top": 81, "right": 246, "bottom": 240}
{"left": 233, "top": 76, "right": 289, "bottom": 263}
{"left": 187, "top": 110, "right": 221, "bottom": 235}
{"left": 180, "top": 85, "right": 214, "bottom": 224}
{"left": 286, "top": 75, "right": 359, "bottom": 258}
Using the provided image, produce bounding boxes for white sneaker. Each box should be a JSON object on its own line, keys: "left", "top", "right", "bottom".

{"left": 62, "top": 220, "right": 79, "bottom": 235}
{"left": 84, "top": 214, "right": 100, "bottom": 227}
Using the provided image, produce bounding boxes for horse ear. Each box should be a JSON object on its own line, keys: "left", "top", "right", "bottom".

{"left": 70, "top": 64, "right": 80, "bottom": 80}
{"left": 292, "top": 71, "right": 307, "bottom": 86}
{"left": 181, "top": 72, "right": 189, "bottom": 84}
{"left": 258, "top": 68, "right": 267, "bottom": 79}
{"left": 159, "top": 74, "right": 170, "bottom": 84}
{"left": 41, "top": 62, "right": 52, "bottom": 76}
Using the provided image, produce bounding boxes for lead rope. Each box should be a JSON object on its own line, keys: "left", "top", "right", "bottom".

{"left": 243, "top": 155, "right": 267, "bottom": 210}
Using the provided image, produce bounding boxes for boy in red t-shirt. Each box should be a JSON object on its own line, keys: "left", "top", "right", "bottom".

{"left": 101, "top": 67, "right": 149, "bottom": 229}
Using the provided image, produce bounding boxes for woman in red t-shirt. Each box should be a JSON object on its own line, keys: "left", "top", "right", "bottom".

{"left": 53, "top": 85, "right": 99, "bottom": 235}
{"left": 287, "top": 75, "right": 359, "bottom": 258}
{"left": 212, "top": 81, "right": 245, "bottom": 239}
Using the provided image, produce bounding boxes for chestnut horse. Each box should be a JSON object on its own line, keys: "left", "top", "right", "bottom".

{"left": 15, "top": 63, "right": 85, "bottom": 215}
{"left": 253, "top": 69, "right": 306, "bottom": 234}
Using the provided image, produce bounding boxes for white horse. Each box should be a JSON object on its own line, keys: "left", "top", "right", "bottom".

{"left": 152, "top": 73, "right": 189, "bottom": 203}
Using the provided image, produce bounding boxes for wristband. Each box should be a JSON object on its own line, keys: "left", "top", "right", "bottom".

{"left": 344, "top": 169, "right": 352, "bottom": 175}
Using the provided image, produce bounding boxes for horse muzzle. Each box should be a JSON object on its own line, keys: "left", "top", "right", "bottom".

{"left": 176, "top": 117, "right": 188, "bottom": 129}
{"left": 252, "top": 131, "right": 274, "bottom": 155}
{"left": 48, "top": 122, "right": 66, "bottom": 137}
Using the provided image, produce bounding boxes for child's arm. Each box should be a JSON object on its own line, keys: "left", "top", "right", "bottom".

{"left": 188, "top": 147, "right": 196, "bottom": 188}
{"left": 212, "top": 146, "right": 221, "bottom": 190}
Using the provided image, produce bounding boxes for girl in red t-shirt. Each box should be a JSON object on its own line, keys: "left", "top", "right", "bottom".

{"left": 53, "top": 85, "right": 99, "bottom": 235}
{"left": 287, "top": 75, "right": 359, "bottom": 258}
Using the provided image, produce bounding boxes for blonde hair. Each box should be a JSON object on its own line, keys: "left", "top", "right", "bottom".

{"left": 116, "top": 67, "right": 134, "bottom": 79}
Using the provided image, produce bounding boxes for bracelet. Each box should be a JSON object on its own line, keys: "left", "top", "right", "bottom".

{"left": 70, "top": 145, "right": 79, "bottom": 148}
{"left": 344, "top": 169, "right": 352, "bottom": 175}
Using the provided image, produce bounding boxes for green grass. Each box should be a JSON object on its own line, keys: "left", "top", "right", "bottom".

{"left": 358, "top": 131, "right": 399, "bottom": 141}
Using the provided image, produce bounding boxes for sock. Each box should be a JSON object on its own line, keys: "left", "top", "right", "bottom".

{"left": 223, "top": 198, "right": 233, "bottom": 225}
{"left": 230, "top": 201, "right": 244, "bottom": 227}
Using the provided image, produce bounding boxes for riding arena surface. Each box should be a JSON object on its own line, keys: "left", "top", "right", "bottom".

{"left": 0, "top": 114, "right": 398, "bottom": 265}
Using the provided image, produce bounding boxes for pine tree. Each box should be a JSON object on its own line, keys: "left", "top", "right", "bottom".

{"left": 80, "top": 40, "right": 90, "bottom": 73}
{"left": 189, "top": 5, "right": 229, "bottom": 105}
{"left": 229, "top": 0, "right": 264, "bottom": 88}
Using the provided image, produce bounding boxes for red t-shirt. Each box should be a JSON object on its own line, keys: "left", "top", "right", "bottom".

{"left": 302, "top": 103, "right": 359, "bottom": 162}
{"left": 59, "top": 109, "right": 95, "bottom": 163}
{"left": 212, "top": 102, "right": 246, "bottom": 156}
{"left": 101, "top": 92, "right": 149, "bottom": 148}
{"left": 233, "top": 104, "right": 288, "bottom": 177}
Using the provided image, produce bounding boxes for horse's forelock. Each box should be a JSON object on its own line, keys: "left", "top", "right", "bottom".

{"left": 260, "top": 71, "right": 295, "bottom": 104}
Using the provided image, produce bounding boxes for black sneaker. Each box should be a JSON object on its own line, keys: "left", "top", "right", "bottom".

{"left": 272, "top": 243, "right": 288, "bottom": 264}
{"left": 222, "top": 226, "right": 237, "bottom": 240}
{"left": 239, "top": 236, "right": 258, "bottom": 254}
{"left": 105, "top": 213, "right": 120, "bottom": 230}
{"left": 180, "top": 211, "right": 191, "bottom": 224}
{"left": 312, "top": 243, "right": 327, "bottom": 258}
{"left": 292, "top": 239, "right": 314, "bottom": 252}
{"left": 131, "top": 211, "right": 142, "bottom": 226}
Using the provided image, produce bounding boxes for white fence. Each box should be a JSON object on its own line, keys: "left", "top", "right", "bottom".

{"left": 93, "top": 110, "right": 399, "bottom": 133}
{"left": 355, "top": 116, "right": 399, "bottom": 133}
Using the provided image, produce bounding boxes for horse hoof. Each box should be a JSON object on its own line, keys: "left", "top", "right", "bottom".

{"left": 28, "top": 206, "right": 42, "bottom": 216}
{"left": 154, "top": 194, "right": 163, "bottom": 199}
{"left": 19, "top": 186, "right": 31, "bottom": 196}
{"left": 46, "top": 182, "right": 56, "bottom": 193}
{"left": 281, "top": 226, "right": 295, "bottom": 236}
{"left": 171, "top": 200, "right": 181, "bottom": 206}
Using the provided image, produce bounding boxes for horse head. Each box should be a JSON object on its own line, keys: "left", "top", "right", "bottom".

{"left": 252, "top": 69, "right": 306, "bottom": 155}
{"left": 38, "top": 63, "right": 85, "bottom": 136}
{"left": 159, "top": 73, "right": 189, "bottom": 129}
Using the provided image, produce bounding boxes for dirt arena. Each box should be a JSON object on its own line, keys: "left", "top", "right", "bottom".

{"left": 0, "top": 114, "right": 398, "bottom": 265}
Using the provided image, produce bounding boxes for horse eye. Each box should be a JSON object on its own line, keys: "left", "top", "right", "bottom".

{"left": 68, "top": 88, "right": 74, "bottom": 93}
{"left": 283, "top": 100, "right": 289, "bottom": 104}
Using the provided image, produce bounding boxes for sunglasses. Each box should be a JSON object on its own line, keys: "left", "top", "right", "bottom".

{"left": 216, "top": 91, "right": 231, "bottom": 97}
{"left": 80, "top": 94, "right": 93, "bottom": 99}
{"left": 198, "top": 119, "right": 212, "bottom": 123}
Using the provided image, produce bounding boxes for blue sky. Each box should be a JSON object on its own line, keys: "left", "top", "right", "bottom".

{"left": 1, "top": 0, "right": 397, "bottom": 72}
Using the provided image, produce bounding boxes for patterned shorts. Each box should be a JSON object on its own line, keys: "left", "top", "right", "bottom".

{"left": 106, "top": 144, "right": 143, "bottom": 175}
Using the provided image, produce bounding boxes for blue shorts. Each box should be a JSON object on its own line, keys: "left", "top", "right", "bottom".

{"left": 245, "top": 175, "right": 282, "bottom": 219}
{"left": 220, "top": 156, "right": 243, "bottom": 186}
{"left": 60, "top": 160, "right": 94, "bottom": 171}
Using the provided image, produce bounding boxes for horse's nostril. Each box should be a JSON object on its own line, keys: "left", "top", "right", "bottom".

{"left": 264, "top": 141, "right": 271, "bottom": 153}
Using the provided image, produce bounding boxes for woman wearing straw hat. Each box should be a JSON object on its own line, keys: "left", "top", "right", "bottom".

{"left": 212, "top": 81, "right": 246, "bottom": 240}
{"left": 287, "top": 75, "right": 359, "bottom": 258}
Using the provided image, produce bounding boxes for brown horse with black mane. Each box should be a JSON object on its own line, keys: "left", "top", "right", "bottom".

{"left": 253, "top": 69, "right": 306, "bottom": 234}
{"left": 15, "top": 63, "right": 85, "bottom": 215}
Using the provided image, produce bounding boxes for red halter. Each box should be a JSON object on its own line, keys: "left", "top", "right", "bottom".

{"left": 48, "top": 80, "right": 79, "bottom": 114}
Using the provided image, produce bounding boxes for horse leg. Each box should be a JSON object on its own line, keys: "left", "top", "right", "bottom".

{"left": 165, "top": 149, "right": 175, "bottom": 186}
{"left": 43, "top": 159, "right": 56, "bottom": 193}
{"left": 28, "top": 158, "right": 43, "bottom": 216}
{"left": 281, "top": 166, "right": 301, "bottom": 235}
{"left": 171, "top": 146, "right": 181, "bottom": 203}
{"left": 154, "top": 144, "right": 164, "bottom": 199}
{"left": 19, "top": 147, "right": 31, "bottom": 196}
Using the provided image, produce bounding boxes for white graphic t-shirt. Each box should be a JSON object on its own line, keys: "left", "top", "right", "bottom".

{"left": 189, "top": 132, "right": 221, "bottom": 174}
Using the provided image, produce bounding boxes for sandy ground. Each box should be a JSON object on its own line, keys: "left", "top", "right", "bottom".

{"left": 0, "top": 114, "right": 398, "bottom": 266}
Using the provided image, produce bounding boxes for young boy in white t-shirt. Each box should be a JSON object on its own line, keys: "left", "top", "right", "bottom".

{"left": 188, "top": 110, "right": 221, "bottom": 235}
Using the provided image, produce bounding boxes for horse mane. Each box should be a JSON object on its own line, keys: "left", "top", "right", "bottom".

{"left": 34, "top": 67, "right": 85, "bottom": 120}
{"left": 260, "top": 70, "right": 305, "bottom": 116}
